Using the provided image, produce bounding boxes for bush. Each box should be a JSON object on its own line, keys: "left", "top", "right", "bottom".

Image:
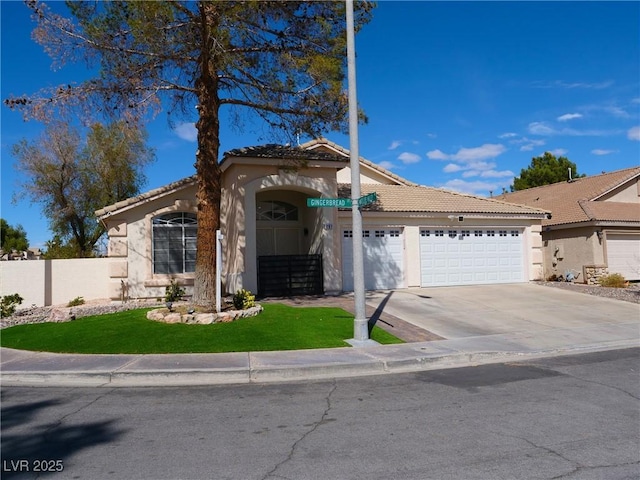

{"left": 232, "top": 289, "right": 256, "bottom": 310}
{"left": 67, "top": 296, "right": 85, "bottom": 307}
{"left": 598, "top": 273, "right": 627, "bottom": 288}
{"left": 165, "top": 279, "right": 186, "bottom": 303}
{"left": 1, "top": 293, "right": 24, "bottom": 318}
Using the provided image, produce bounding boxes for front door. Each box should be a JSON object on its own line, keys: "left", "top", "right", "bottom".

{"left": 256, "top": 227, "right": 301, "bottom": 256}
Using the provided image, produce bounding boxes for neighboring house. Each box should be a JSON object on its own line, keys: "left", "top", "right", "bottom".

{"left": 0, "top": 248, "right": 43, "bottom": 261}
{"left": 96, "top": 138, "right": 548, "bottom": 301}
{"left": 500, "top": 166, "right": 640, "bottom": 283}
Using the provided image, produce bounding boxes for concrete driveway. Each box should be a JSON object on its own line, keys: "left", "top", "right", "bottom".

{"left": 365, "top": 283, "right": 640, "bottom": 340}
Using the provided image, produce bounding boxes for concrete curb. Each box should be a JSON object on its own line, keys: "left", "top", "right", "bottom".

{"left": 2, "top": 339, "right": 637, "bottom": 387}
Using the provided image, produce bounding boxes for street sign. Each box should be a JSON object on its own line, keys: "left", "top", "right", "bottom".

{"left": 307, "top": 193, "right": 377, "bottom": 208}
{"left": 307, "top": 197, "right": 352, "bottom": 208}
{"left": 358, "top": 192, "right": 377, "bottom": 206}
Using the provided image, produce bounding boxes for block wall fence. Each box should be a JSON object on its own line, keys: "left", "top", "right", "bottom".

{"left": 0, "top": 258, "right": 110, "bottom": 308}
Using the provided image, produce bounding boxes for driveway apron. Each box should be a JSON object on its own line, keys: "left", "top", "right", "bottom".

{"left": 365, "top": 283, "right": 640, "bottom": 339}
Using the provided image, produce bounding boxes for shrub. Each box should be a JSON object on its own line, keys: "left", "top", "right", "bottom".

{"left": 598, "top": 273, "right": 627, "bottom": 288}
{"left": 1, "top": 293, "right": 24, "bottom": 318}
{"left": 67, "top": 296, "right": 85, "bottom": 307}
{"left": 232, "top": 289, "right": 256, "bottom": 310}
{"left": 165, "top": 279, "right": 185, "bottom": 303}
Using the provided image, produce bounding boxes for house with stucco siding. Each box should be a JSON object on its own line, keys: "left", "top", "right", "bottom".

{"left": 500, "top": 166, "right": 640, "bottom": 283}
{"left": 96, "top": 139, "right": 548, "bottom": 300}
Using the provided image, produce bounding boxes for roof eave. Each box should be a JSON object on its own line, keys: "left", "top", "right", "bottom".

{"left": 95, "top": 176, "right": 197, "bottom": 218}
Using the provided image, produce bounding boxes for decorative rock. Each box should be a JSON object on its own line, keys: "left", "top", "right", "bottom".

{"left": 195, "top": 313, "right": 215, "bottom": 325}
{"left": 146, "top": 309, "right": 166, "bottom": 321}
{"left": 47, "top": 308, "right": 74, "bottom": 323}
{"left": 583, "top": 265, "right": 608, "bottom": 285}
{"left": 163, "top": 313, "right": 182, "bottom": 324}
{"left": 145, "top": 304, "right": 263, "bottom": 324}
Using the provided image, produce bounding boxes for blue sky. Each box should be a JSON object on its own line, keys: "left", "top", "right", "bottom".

{"left": 2, "top": 1, "right": 639, "bottom": 249}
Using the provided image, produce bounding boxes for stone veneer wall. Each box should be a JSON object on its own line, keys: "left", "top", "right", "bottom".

{"left": 583, "top": 265, "right": 608, "bottom": 285}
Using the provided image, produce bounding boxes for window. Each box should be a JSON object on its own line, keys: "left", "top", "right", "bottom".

{"left": 375, "top": 230, "right": 385, "bottom": 237}
{"left": 499, "top": 230, "right": 507, "bottom": 237}
{"left": 487, "top": 230, "right": 495, "bottom": 237}
{"left": 435, "top": 230, "right": 444, "bottom": 237}
{"left": 461, "top": 230, "right": 470, "bottom": 237}
{"left": 474, "top": 230, "right": 483, "bottom": 237}
{"left": 421, "top": 230, "right": 430, "bottom": 237}
{"left": 343, "top": 230, "right": 353, "bottom": 238}
{"left": 363, "top": 230, "right": 370, "bottom": 238}
{"left": 256, "top": 201, "right": 298, "bottom": 221}
{"left": 389, "top": 230, "right": 400, "bottom": 237}
{"left": 153, "top": 212, "right": 197, "bottom": 274}
{"left": 511, "top": 230, "right": 520, "bottom": 237}
{"left": 448, "top": 230, "right": 458, "bottom": 238}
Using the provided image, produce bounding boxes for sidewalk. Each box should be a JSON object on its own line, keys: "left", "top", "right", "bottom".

{"left": 2, "top": 321, "right": 638, "bottom": 387}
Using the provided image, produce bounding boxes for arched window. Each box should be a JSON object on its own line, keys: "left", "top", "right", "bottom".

{"left": 256, "top": 201, "right": 298, "bottom": 221}
{"left": 152, "top": 212, "right": 197, "bottom": 274}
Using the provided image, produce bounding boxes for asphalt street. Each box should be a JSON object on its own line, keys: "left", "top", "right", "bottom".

{"left": 2, "top": 348, "right": 639, "bottom": 480}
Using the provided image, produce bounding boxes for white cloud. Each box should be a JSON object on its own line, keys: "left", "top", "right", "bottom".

{"left": 479, "top": 169, "right": 515, "bottom": 178}
{"left": 426, "top": 133, "right": 437, "bottom": 139}
{"left": 502, "top": 135, "right": 546, "bottom": 151}
{"left": 528, "top": 121, "right": 618, "bottom": 137}
{"left": 547, "top": 148, "right": 568, "bottom": 156}
{"left": 452, "top": 144, "right": 506, "bottom": 162}
{"left": 532, "top": 80, "right": 614, "bottom": 90}
{"left": 519, "top": 139, "right": 546, "bottom": 151}
{"left": 528, "top": 122, "right": 556, "bottom": 135}
{"left": 443, "top": 163, "right": 463, "bottom": 173}
{"left": 397, "top": 152, "right": 421, "bottom": 164}
{"left": 426, "top": 149, "right": 450, "bottom": 161}
{"left": 557, "top": 113, "right": 582, "bottom": 122}
{"left": 461, "top": 163, "right": 511, "bottom": 179}
{"left": 377, "top": 161, "right": 396, "bottom": 170}
{"left": 604, "top": 106, "right": 629, "bottom": 118}
{"left": 428, "top": 144, "right": 506, "bottom": 162}
{"left": 174, "top": 122, "right": 197, "bottom": 142}
{"left": 440, "top": 179, "right": 508, "bottom": 196}
{"left": 628, "top": 126, "right": 640, "bottom": 141}
{"left": 388, "top": 140, "right": 402, "bottom": 150}
{"left": 591, "top": 149, "right": 618, "bottom": 156}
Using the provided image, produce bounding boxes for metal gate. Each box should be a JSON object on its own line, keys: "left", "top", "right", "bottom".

{"left": 257, "top": 254, "right": 323, "bottom": 297}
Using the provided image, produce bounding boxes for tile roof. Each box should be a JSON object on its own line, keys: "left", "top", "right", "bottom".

{"left": 96, "top": 175, "right": 196, "bottom": 217}
{"left": 222, "top": 143, "right": 347, "bottom": 163}
{"left": 499, "top": 166, "right": 640, "bottom": 226}
{"left": 301, "top": 138, "right": 418, "bottom": 186}
{"left": 338, "top": 184, "right": 548, "bottom": 215}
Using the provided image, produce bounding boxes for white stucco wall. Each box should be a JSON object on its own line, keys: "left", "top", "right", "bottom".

{"left": 601, "top": 178, "right": 640, "bottom": 203}
{"left": 542, "top": 226, "right": 602, "bottom": 281}
{"left": 1, "top": 258, "right": 110, "bottom": 308}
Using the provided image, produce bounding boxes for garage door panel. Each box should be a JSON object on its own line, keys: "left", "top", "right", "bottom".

{"left": 343, "top": 228, "right": 404, "bottom": 291}
{"left": 607, "top": 233, "right": 640, "bottom": 280}
{"left": 420, "top": 227, "right": 524, "bottom": 287}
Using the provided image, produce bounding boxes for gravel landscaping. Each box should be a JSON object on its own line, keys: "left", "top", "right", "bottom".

{"left": 536, "top": 280, "right": 640, "bottom": 304}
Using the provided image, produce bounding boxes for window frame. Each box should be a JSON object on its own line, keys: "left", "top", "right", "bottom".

{"left": 151, "top": 212, "right": 198, "bottom": 275}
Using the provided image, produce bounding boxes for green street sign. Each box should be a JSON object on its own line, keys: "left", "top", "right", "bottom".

{"left": 307, "top": 197, "right": 352, "bottom": 208}
{"left": 358, "top": 192, "right": 377, "bottom": 206}
{"left": 307, "top": 193, "right": 377, "bottom": 208}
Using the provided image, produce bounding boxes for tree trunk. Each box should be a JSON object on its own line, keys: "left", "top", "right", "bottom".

{"left": 192, "top": 2, "right": 222, "bottom": 309}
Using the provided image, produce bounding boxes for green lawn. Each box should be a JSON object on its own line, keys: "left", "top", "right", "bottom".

{"left": 0, "top": 303, "right": 403, "bottom": 354}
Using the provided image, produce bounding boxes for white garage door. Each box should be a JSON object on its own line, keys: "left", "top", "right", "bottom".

{"left": 420, "top": 228, "right": 524, "bottom": 287}
{"left": 342, "top": 228, "right": 404, "bottom": 291}
{"left": 607, "top": 233, "right": 640, "bottom": 280}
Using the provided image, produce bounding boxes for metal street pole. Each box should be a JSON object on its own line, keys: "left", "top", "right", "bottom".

{"left": 346, "top": 0, "right": 368, "bottom": 342}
